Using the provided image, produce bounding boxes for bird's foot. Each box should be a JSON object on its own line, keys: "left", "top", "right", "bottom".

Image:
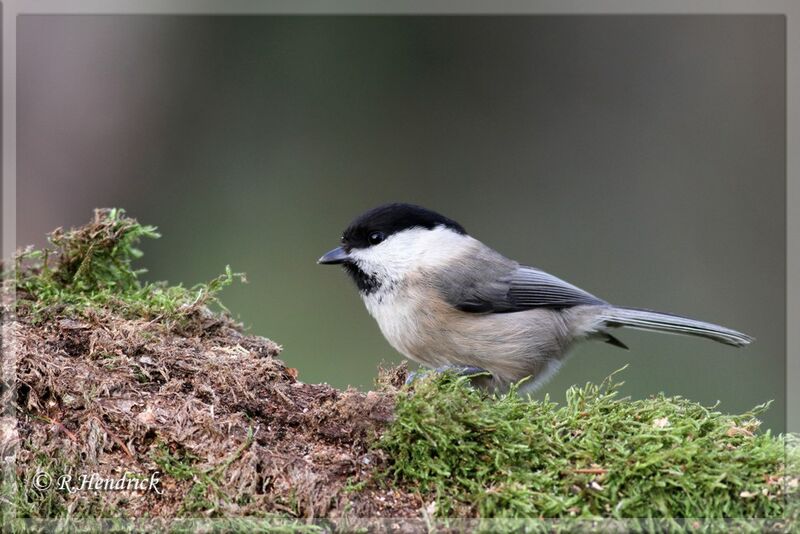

{"left": 405, "top": 365, "right": 491, "bottom": 385}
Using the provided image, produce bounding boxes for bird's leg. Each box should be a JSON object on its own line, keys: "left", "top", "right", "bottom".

{"left": 405, "top": 364, "right": 492, "bottom": 385}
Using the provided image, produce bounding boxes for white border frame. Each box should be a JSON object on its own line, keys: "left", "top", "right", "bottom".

{"left": 2, "top": 1, "right": 796, "bottom": 526}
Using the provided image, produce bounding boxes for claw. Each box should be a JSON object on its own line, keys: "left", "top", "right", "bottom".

{"left": 436, "top": 365, "right": 490, "bottom": 377}
{"left": 404, "top": 370, "right": 421, "bottom": 385}
{"left": 405, "top": 365, "right": 491, "bottom": 386}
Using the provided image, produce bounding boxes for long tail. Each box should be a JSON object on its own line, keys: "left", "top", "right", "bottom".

{"left": 598, "top": 306, "right": 754, "bottom": 347}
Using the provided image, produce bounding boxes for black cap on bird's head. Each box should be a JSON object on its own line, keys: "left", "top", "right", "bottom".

{"left": 317, "top": 203, "right": 466, "bottom": 265}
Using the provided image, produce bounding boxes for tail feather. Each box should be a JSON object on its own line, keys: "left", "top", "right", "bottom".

{"left": 599, "top": 307, "right": 754, "bottom": 347}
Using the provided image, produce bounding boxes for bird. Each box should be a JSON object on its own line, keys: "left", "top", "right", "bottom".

{"left": 318, "top": 202, "right": 753, "bottom": 393}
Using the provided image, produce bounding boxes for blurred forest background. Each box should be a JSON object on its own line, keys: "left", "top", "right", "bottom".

{"left": 18, "top": 16, "right": 785, "bottom": 431}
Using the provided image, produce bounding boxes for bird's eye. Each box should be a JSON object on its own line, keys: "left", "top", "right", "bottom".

{"left": 368, "top": 231, "right": 385, "bottom": 245}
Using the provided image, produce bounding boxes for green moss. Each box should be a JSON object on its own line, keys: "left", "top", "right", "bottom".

{"left": 377, "top": 368, "right": 798, "bottom": 521}
{"left": 13, "top": 208, "right": 244, "bottom": 327}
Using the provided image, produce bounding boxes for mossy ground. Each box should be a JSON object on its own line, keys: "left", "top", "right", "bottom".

{"left": 13, "top": 208, "right": 243, "bottom": 331}
{"left": 3, "top": 209, "right": 798, "bottom": 531}
{"left": 382, "top": 371, "right": 798, "bottom": 524}
{"left": 4, "top": 210, "right": 406, "bottom": 530}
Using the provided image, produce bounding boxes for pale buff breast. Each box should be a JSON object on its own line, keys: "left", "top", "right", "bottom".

{"left": 363, "top": 280, "right": 458, "bottom": 368}
{"left": 364, "top": 278, "right": 599, "bottom": 389}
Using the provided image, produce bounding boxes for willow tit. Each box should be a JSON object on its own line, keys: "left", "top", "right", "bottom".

{"left": 318, "top": 203, "right": 753, "bottom": 392}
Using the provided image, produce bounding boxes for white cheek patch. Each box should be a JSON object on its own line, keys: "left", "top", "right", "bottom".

{"left": 349, "top": 226, "right": 473, "bottom": 284}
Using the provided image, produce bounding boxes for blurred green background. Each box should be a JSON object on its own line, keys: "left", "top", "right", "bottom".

{"left": 18, "top": 16, "right": 785, "bottom": 431}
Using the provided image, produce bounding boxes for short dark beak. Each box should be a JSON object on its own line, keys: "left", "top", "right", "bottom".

{"left": 318, "top": 246, "right": 350, "bottom": 265}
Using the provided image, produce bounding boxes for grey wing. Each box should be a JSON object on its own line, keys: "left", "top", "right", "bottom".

{"left": 506, "top": 266, "right": 607, "bottom": 310}
{"left": 437, "top": 260, "right": 607, "bottom": 313}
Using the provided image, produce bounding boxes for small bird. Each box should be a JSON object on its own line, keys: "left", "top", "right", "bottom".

{"left": 318, "top": 203, "right": 753, "bottom": 393}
